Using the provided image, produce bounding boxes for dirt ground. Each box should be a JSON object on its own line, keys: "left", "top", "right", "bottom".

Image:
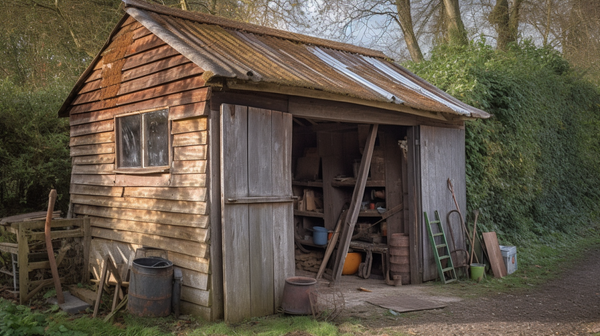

{"left": 328, "top": 248, "right": 600, "bottom": 335}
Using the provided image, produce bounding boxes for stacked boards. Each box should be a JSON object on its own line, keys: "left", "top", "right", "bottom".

{"left": 66, "top": 16, "right": 213, "bottom": 319}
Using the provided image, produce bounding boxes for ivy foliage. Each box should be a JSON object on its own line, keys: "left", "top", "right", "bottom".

{"left": 0, "top": 79, "right": 71, "bottom": 217}
{"left": 406, "top": 41, "right": 600, "bottom": 244}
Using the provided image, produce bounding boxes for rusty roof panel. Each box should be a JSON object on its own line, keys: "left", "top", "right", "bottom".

{"left": 120, "top": 0, "right": 490, "bottom": 119}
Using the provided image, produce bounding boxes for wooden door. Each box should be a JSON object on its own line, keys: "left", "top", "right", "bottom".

{"left": 419, "top": 125, "right": 466, "bottom": 282}
{"left": 220, "top": 104, "right": 294, "bottom": 322}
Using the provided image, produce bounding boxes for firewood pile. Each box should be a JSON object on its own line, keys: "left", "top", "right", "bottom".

{"left": 295, "top": 248, "right": 324, "bottom": 273}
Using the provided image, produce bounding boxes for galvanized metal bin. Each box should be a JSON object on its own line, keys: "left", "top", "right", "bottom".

{"left": 128, "top": 257, "right": 174, "bottom": 317}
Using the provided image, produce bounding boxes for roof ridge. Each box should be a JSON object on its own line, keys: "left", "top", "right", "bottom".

{"left": 122, "top": 0, "right": 388, "bottom": 59}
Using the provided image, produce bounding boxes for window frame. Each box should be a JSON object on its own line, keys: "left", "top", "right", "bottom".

{"left": 114, "top": 107, "right": 171, "bottom": 174}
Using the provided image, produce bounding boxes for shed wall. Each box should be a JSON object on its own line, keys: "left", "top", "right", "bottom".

{"left": 67, "top": 17, "right": 213, "bottom": 319}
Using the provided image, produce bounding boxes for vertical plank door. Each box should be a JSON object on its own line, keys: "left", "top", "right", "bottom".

{"left": 220, "top": 104, "right": 293, "bottom": 323}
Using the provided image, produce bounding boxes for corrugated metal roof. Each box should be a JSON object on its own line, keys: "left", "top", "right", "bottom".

{"left": 61, "top": 0, "right": 489, "bottom": 119}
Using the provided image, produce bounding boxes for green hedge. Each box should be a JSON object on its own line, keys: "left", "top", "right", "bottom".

{"left": 0, "top": 79, "right": 71, "bottom": 217}
{"left": 406, "top": 41, "right": 600, "bottom": 244}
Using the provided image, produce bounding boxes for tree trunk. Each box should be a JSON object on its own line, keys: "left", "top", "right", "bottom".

{"left": 442, "top": 0, "right": 468, "bottom": 46}
{"left": 395, "top": 0, "right": 424, "bottom": 62}
{"left": 491, "top": 0, "right": 522, "bottom": 50}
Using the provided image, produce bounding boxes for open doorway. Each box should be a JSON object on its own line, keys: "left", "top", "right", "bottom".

{"left": 291, "top": 117, "right": 412, "bottom": 284}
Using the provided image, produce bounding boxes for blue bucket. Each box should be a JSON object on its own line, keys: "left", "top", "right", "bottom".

{"left": 313, "top": 226, "right": 328, "bottom": 246}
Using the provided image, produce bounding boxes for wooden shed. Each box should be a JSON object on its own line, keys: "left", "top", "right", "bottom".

{"left": 58, "top": 0, "right": 490, "bottom": 322}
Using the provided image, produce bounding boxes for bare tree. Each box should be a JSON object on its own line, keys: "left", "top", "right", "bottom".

{"left": 442, "top": 0, "right": 468, "bottom": 45}
{"left": 489, "top": 0, "right": 523, "bottom": 50}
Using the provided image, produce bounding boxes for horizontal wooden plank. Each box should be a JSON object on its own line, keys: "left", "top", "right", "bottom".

{"left": 71, "top": 174, "right": 116, "bottom": 186}
{"left": 180, "top": 268, "right": 209, "bottom": 290}
{"left": 91, "top": 227, "right": 207, "bottom": 258}
{"left": 70, "top": 132, "right": 114, "bottom": 146}
{"left": 172, "top": 160, "right": 207, "bottom": 174}
{"left": 70, "top": 120, "right": 113, "bottom": 137}
{"left": 70, "top": 144, "right": 114, "bottom": 157}
{"left": 114, "top": 174, "right": 170, "bottom": 187}
{"left": 79, "top": 79, "right": 101, "bottom": 94}
{"left": 170, "top": 174, "right": 206, "bottom": 187}
{"left": 169, "top": 102, "right": 208, "bottom": 121}
{"left": 30, "top": 228, "right": 82, "bottom": 242}
{"left": 132, "top": 26, "right": 152, "bottom": 40}
{"left": 180, "top": 301, "right": 211, "bottom": 320}
{"left": 172, "top": 118, "right": 208, "bottom": 134}
{"left": 167, "top": 251, "right": 209, "bottom": 274}
{"left": 172, "top": 131, "right": 207, "bottom": 147}
{"left": 73, "top": 204, "right": 209, "bottom": 228}
{"left": 72, "top": 154, "right": 115, "bottom": 165}
{"left": 72, "top": 194, "right": 207, "bottom": 215}
{"left": 86, "top": 70, "right": 102, "bottom": 83}
{"left": 72, "top": 164, "right": 115, "bottom": 175}
{"left": 126, "top": 33, "right": 166, "bottom": 57}
{"left": 70, "top": 184, "right": 124, "bottom": 197}
{"left": 122, "top": 54, "right": 190, "bottom": 83}
{"left": 122, "top": 187, "right": 206, "bottom": 202}
{"left": 70, "top": 88, "right": 210, "bottom": 115}
{"left": 174, "top": 145, "right": 207, "bottom": 161}
{"left": 117, "top": 63, "right": 203, "bottom": 96}
{"left": 122, "top": 44, "right": 180, "bottom": 71}
{"left": 90, "top": 217, "right": 208, "bottom": 242}
{"left": 181, "top": 286, "right": 211, "bottom": 307}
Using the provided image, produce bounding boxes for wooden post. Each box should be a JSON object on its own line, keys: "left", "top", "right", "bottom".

{"left": 17, "top": 227, "right": 29, "bottom": 305}
{"left": 331, "top": 124, "right": 379, "bottom": 283}
{"left": 82, "top": 217, "right": 92, "bottom": 283}
{"left": 45, "top": 189, "right": 64, "bottom": 304}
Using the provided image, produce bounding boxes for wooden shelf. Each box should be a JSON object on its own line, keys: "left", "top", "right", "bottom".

{"left": 358, "top": 210, "right": 383, "bottom": 217}
{"left": 292, "top": 180, "right": 323, "bottom": 187}
{"left": 330, "top": 179, "right": 385, "bottom": 187}
{"left": 297, "top": 239, "right": 327, "bottom": 248}
{"left": 294, "top": 210, "right": 324, "bottom": 218}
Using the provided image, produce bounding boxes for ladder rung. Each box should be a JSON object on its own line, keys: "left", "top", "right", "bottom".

{"left": 429, "top": 220, "right": 441, "bottom": 225}
{"left": 433, "top": 233, "right": 444, "bottom": 237}
{"left": 445, "top": 278, "right": 457, "bottom": 283}
{"left": 439, "top": 255, "right": 450, "bottom": 260}
{"left": 442, "top": 267, "right": 455, "bottom": 272}
{"left": 435, "top": 244, "right": 447, "bottom": 248}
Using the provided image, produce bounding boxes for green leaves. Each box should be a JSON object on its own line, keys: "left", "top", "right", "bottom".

{"left": 407, "top": 42, "right": 600, "bottom": 244}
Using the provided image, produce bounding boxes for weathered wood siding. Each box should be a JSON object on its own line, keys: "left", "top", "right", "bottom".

{"left": 419, "top": 125, "right": 467, "bottom": 282}
{"left": 67, "top": 16, "right": 213, "bottom": 319}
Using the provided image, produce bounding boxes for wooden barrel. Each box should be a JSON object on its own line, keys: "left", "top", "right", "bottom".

{"left": 389, "top": 233, "right": 410, "bottom": 284}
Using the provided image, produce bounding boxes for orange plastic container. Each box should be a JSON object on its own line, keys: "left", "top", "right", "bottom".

{"left": 342, "top": 252, "right": 362, "bottom": 275}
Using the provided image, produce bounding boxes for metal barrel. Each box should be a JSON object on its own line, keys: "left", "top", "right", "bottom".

{"left": 128, "top": 257, "right": 173, "bottom": 317}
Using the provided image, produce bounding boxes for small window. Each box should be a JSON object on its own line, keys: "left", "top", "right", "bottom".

{"left": 116, "top": 108, "right": 170, "bottom": 171}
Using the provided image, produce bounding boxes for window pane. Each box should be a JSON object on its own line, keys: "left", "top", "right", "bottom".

{"left": 144, "top": 109, "right": 169, "bottom": 167}
{"left": 118, "top": 114, "right": 141, "bottom": 168}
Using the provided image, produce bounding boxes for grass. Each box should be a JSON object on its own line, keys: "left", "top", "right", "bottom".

{"left": 422, "top": 222, "right": 600, "bottom": 298}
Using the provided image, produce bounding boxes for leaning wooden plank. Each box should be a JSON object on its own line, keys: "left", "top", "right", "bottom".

{"left": 71, "top": 174, "right": 116, "bottom": 186}
{"left": 170, "top": 174, "right": 207, "bottom": 187}
{"left": 18, "top": 227, "right": 30, "bottom": 304}
{"left": 90, "top": 217, "right": 209, "bottom": 242}
{"left": 167, "top": 251, "right": 209, "bottom": 274}
{"left": 121, "top": 54, "right": 190, "bottom": 82}
{"left": 72, "top": 164, "right": 115, "bottom": 175}
{"left": 122, "top": 44, "right": 180, "bottom": 71}
{"left": 169, "top": 103, "right": 209, "bottom": 121}
{"left": 114, "top": 174, "right": 171, "bottom": 187}
{"left": 72, "top": 154, "right": 115, "bottom": 165}
{"left": 171, "top": 160, "right": 207, "bottom": 174}
{"left": 180, "top": 302, "right": 211, "bottom": 321}
{"left": 73, "top": 204, "right": 209, "bottom": 228}
{"left": 482, "top": 232, "right": 507, "bottom": 278}
{"left": 123, "top": 186, "right": 206, "bottom": 202}
{"left": 70, "top": 132, "right": 115, "bottom": 146}
{"left": 71, "top": 194, "right": 207, "bottom": 215}
{"left": 91, "top": 227, "right": 208, "bottom": 258}
{"left": 70, "top": 120, "right": 114, "bottom": 137}
{"left": 181, "top": 286, "right": 211, "bottom": 307}
{"left": 70, "top": 88, "right": 210, "bottom": 115}
{"left": 174, "top": 145, "right": 207, "bottom": 161}
{"left": 70, "top": 184, "right": 124, "bottom": 197}
{"left": 332, "top": 124, "right": 379, "bottom": 283}
{"left": 172, "top": 118, "right": 208, "bottom": 134}
{"left": 172, "top": 131, "right": 207, "bottom": 147}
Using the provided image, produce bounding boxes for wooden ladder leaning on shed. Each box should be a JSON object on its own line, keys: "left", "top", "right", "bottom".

{"left": 424, "top": 211, "right": 457, "bottom": 284}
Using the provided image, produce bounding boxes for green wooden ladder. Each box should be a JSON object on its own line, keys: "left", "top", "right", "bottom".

{"left": 424, "top": 210, "right": 457, "bottom": 284}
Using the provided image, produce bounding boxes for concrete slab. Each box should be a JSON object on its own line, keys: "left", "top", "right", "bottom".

{"left": 47, "top": 291, "right": 91, "bottom": 315}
